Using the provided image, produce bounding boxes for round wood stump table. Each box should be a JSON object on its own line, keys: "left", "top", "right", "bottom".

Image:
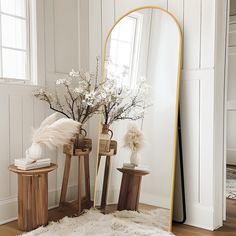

{"left": 117, "top": 168, "right": 149, "bottom": 211}
{"left": 9, "top": 163, "right": 57, "bottom": 232}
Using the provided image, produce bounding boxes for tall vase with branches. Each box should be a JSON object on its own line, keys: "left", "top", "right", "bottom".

{"left": 33, "top": 60, "right": 105, "bottom": 148}
{"left": 98, "top": 77, "right": 151, "bottom": 152}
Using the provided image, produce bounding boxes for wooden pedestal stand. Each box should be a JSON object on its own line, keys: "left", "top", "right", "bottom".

{"left": 117, "top": 168, "right": 149, "bottom": 211}
{"left": 60, "top": 138, "right": 92, "bottom": 214}
{"left": 97, "top": 140, "right": 117, "bottom": 209}
{"left": 9, "top": 164, "right": 57, "bottom": 232}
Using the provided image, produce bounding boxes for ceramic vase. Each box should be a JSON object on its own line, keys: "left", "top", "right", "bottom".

{"left": 130, "top": 151, "right": 140, "bottom": 166}
{"left": 74, "top": 127, "right": 87, "bottom": 150}
{"left": 99, "top": 124, "right": 113, "bottom": 153}
{"left": 26, "top": 143, "right": 44, "bottom": 161}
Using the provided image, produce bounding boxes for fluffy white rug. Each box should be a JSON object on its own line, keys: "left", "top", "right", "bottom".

{"left": 226, "top": 166, "right": 236, "bottom": 200}
{"left": 226, "top": 179, "right": 236, "bottom": 199}
{"left": 23, "top": 209, "right": 174, "bottom": 236}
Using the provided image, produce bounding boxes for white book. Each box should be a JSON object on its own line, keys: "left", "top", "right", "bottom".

{"left": 122, "top": 163, "right": 150, "bottom": 172}
{"left": 15, "top": 158, "right": 51, "bottom": 166}
{"left": 16, "top": 162, "right": 50, "bottom": 170}
{"left": 14, "top": 158, "right": 34, "bottom": 165}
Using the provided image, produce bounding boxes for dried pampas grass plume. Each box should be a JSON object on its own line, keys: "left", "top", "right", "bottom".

{"left": 124, "top": 123, "right": 145, "bottom": 152}
{"left": 32, "top": 113, "right": 80, "bottom": 149}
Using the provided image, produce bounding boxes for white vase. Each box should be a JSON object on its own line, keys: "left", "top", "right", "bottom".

{"left": 26, "top": 143, "right": 44, "bottom": 161}
{"left": 130, "top": 151, "right": 140, "bottom": 166}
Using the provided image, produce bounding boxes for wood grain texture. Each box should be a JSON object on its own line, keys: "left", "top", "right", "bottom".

{"left": 117, "top": 168, "right": 149, "bottom": 211}
{"left": 9, "top": 164, "right": 57, "bottom": 232}
{"left": 60, "top": 145, "right": 92, "bottom": 212}
{"left": 60, "top": 154, "right": 72, "bottom": 204}
{"left": 101, "top": 156, "right": 111, "bottom": 209}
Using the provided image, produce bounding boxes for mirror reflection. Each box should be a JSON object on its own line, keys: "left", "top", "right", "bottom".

{"left": 95, "top": 8, "right": 181, "bottom": 231}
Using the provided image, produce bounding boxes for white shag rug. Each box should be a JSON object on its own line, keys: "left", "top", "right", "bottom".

{"left": 226, "top": 166, "right": 236, "bottom": 200}
{"left": 22, "top": 209, "right": 174, "bottom": 236}
{"left": 226, "top": 179, "right": 236, "bottom": 199}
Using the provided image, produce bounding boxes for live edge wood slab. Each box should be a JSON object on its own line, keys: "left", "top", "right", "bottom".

{"left": 117, "top": 168, "right": 149, "bottom": 211}
{"left": 9, "top": 163, "right": 57, "bottom": 232}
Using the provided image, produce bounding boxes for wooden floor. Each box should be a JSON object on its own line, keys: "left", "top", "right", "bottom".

{"left": 0, "top": 199, "right": 236, "bottom": 236}
{"left": 173, "top": 199, "right": 236, "bottom": 236}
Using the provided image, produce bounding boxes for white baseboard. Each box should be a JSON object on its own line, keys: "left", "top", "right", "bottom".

{"left": 140, "top": 193, "right": 170, "bottom": 209}
{"left": 0, "top": 184, "right": 78, "bottom": 225}
{"left": 95, "top": 188, "right": 170, "bottom": 210}
{"left": 184, "top": 203, "right": 215, "bottom": 230}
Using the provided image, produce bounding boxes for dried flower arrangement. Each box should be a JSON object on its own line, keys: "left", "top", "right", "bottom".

{"left": 33, "top": 60, "right": 105, "bottom": 125}
{"left": 33, "top": 60, "right": 151, "bottom": 152}
{"left": 100, "top": 75, "right": 151, "bottom": 125}
{"left": 124, "top": 123, "right": 145, "bottom": 152}
{"left": 26, "top": 113, "right": 80, "bottom": 160}
{"left": 124, "top": 123, "right": 145, "bottom": 166}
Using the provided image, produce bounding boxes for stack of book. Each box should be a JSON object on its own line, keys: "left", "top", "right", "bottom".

{"left": 122, "top": 163, "right": 150, "bottom": 172}
{"left": 14, "top": 158, "right": 51, "bottom": 170}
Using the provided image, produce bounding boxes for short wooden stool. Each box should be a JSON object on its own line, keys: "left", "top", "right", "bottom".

{"left": 9, "top": 163, "right": 57, "bottom": 232}
{"left": 97, "top": 140, "right": 117, "bottom": 209}
{"left": 117, "top": 168, "right": 149, "bottom": 211}
{"left": 60, "top": 139, "right": 92, "bottom": 213}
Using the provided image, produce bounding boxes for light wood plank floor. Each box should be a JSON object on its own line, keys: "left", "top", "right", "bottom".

{"left": 0, "top": 199, "right": 236, "bottom": 236}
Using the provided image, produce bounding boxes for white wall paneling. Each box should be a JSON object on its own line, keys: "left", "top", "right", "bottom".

{"left": 213, "top": 0, "right": 228, "bottom": 227}
{"left": 0, "top": 0, "right": 227, "bottom": 230}
{"left": 227, "top": 17, "right": 236, "bottom": 165}
{"left": 200, "top": 0, "right": 215, "bottom": 68}
{"left": 0, "top": 85, "right": 46, "bottom": 223}
{"left": 0, "top": 0, "right": 81, "bottom": 224}
{"left": 0, "top": 93, "right": 10, "bottom": 199}
{"left": 183, "top": 0, "right": 201, "bottom": 69}
{"left": 79, "top": 0, "right": 89, "bottom": 70}
{"left": 86, "top": 0, "right": 225, "bottom": 230}
{"left": 54, "top": 0, "right": 79, "bottom": 73}
{"left": 114, "top": 0, "right": 167, "bottom": 20}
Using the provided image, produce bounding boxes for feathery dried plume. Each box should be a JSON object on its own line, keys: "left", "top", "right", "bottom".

{"left": 124, "top": 123, "right": 145, "bottom": 152}
{"left": 32, "top": 113, "right": 80, "bottom": 149}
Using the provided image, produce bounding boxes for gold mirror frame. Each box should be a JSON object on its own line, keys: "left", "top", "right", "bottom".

{"left": 93, "top": 6, "right": 183, "bottom": 232}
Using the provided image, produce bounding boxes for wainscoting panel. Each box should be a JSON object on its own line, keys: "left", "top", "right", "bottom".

{"left": 167, "top": 0, "right": 184, "bottom": 26}
{"left": 183, "top": 0, "right": 201, "bottom": 69}
{"left": 0, "top": 93, "right": 10, "bottom": 199}
{"left": 180, "top": 78, "right": 200, "bottom": 205}
{"left": 0, "top": 85, "right": 46, "bottom": 223}
{"left": 54, "top": 0, "right": 79, "bottom": 73}
{"left": 200, "top": 0, "right": 215, "bottom": 68}
{"left": 114, "top": 0, "right": 167, "bottom": 19}
{"left": 227, "top": 17, "right": 236, "bottom": 165}
{"left": 0, "top": 0, "right": 81, "bottom": 224}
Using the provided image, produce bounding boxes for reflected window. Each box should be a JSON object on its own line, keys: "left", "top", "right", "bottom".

{"left": 108, "top": 13, "right": 143, "bottom": 87}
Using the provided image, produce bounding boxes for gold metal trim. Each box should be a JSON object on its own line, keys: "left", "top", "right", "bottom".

{"left": 93, "top": 6, "right": 183, "bottom": 233}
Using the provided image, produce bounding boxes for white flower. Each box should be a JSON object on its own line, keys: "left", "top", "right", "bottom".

{"left": 56, "top": 78, "right": 71, "bottom": 85}
{"left": 69, "top": 69, "right": 80, "bottom": 77}
{"left": 74, "top": 87, "right": 84, "bottom": 94}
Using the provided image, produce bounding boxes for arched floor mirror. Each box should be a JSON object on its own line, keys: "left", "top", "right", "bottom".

{"left": 94, "top": 6, "right": 182, "bottom": 232}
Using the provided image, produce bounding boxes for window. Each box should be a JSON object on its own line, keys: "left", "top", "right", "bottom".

{"left": 107, "top": 13, "right": 143, "bottom": 87}
{"left": 0, "top": 0, "right": 37, "bottom": 83}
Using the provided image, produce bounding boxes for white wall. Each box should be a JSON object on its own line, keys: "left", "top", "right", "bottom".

{"left": 226, "top": 15, "right": 236, "bottom": 165}
{"left": 86, "top": 0, "right": 225, "bottom": 230}
{"left": 0, "top": 0, "right": 227, "bottom": 231}
{"left": 0, "top": 0, "right": 81, "bottom": 224}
